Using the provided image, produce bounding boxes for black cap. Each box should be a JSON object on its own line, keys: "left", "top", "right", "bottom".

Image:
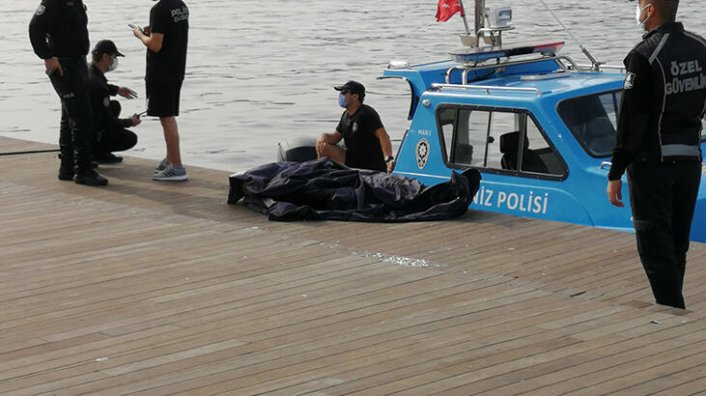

{"left": 334, "top": 80, "right": 366, "bottom": 97}
{"left": 92, "top": 40, "right": 125, "bottom": 57}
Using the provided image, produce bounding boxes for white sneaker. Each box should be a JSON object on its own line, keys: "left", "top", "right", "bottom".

{"left": 153, "top": 164, "right": 188, "bottom": 181}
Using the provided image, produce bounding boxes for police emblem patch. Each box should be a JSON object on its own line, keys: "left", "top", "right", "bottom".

{"left": 416, "top": 138, "right": 430, "bottom": 169}
{"left": 35, "top": 5, "right": 46, "bottom": 16}
{"left": 624, "top": 72, "right": 636, "bottom": 90}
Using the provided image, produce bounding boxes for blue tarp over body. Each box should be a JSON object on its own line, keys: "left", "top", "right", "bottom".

{"left": 228, "top": 158, "right": 481, "bottom": 222}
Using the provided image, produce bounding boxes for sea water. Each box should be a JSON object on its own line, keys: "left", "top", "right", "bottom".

{"left": 1, "top": 0, "right": 703, "bottom": 172}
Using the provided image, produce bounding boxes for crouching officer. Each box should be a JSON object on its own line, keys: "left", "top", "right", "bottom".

{"left": 88, "top": 40, "right": 140, "bottom": 164}
{"left": 607, "top": 0, "right": 706, "bottom": 308}
{"left": 29, "top": 0, "right": 108, "bottom": 186}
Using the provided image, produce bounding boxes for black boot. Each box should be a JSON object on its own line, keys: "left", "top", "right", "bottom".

{"left": 58, "top": 166, "right": 74, "bottom": 181}
{"left": 94, "top": 152, "right": 123, "bottom": 164}
{"left": 74, "top": 141, "right": 108, "bottom": 186}
{"left": 74, "top": 169, "right": 108, "bottom": 186}
{"left": 57, "top": 151, "right": 74, "bottom": 181}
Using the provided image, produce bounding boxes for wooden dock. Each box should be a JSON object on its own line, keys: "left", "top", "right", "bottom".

{"left": 2, "top": 136, "right": 706, "bottom": 395}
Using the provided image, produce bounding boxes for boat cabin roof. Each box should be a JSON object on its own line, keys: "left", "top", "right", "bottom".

{"left": 383, "top": 42, "right": 625, "bottom": 111}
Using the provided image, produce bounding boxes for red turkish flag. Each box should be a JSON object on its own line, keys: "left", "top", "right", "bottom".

{"left": 436, "top": 0, "right": 464, "bottom": 22}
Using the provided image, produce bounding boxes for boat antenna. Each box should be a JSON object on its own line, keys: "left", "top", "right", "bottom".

{"left": 457, "top": 0, "right": 472, "bottom": 36}
{"left": 537, "top": 0, "right": 604, "bottom": 70}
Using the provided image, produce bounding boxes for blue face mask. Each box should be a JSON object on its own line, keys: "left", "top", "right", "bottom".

{"left": 338, "top": 93, "right": 347, "bottom": 108}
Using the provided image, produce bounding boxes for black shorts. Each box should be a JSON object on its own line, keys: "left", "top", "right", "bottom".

{"left": 146, "top": 80, "right": 183, "bottom": 117}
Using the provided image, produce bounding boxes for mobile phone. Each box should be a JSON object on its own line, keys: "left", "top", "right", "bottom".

{"left": 128, "top": 24, "right": 143, "bottom": 33}
{"left": 136, "top": 110, "right": 147, "bottom": 117}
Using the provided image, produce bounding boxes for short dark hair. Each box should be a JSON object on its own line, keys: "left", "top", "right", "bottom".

{"left": 654, "top": 0, "right": 679, "bottom": 21}
{"left": 92, "top": 51, "right": 108, "bottom": 63}
{"left": 354, "top": 91, "right": 366, "bottom": 103}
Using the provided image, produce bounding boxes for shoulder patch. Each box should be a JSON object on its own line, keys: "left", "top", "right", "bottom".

{"left": 624, "top": 72, "right": 637, "bottom": 90}
{"left": 35, "top": 5, "right": 46, "bottom": 16}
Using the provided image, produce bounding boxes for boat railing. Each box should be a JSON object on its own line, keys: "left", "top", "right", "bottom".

{"left": 446, "top": 54, "right": 558, "bottom": 81}
{"left": 431, "top": 83, "right": 542, "bottom": 96}
{"left": 568, "top": 63, "right": 627, "bottom": 73}
{"left": 443, "top": 55, "right": 625, "bottom": 85}
{"left": 444, "top": 54, "right": 581, "bottom": 85}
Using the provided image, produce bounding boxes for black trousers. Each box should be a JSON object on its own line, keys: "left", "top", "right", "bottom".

{"left": 48, "top": 57, "right": 94, "bottom": 173}
{"left": 94, "top": 101, "right": 138, "bottom": 155}
{"left": 628, "top": 160, "right": 701, "bottom": 308}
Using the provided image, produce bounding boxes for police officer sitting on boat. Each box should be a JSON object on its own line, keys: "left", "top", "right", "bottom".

{"left": 29, "top": 0, "right": 108, "bottom": 186}
{"left": 87, "top": 40, "right": 140, "bottom": 164}
{"left": 316, "top": 81, "right": 395, "bottom": 173}
{"left": 607, "top": 0, "right": 706, "bottom": 309}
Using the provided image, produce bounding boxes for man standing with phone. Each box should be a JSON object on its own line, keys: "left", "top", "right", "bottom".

{"left": 132, "top": 0, "right": 189, "bottom": 181}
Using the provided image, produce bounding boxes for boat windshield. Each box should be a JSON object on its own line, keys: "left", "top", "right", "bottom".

{"left": 559, "top": 91, "right": 706, "bottom": 158}
{"left": 557, "top": 91, "right": 621, "bottom": 158}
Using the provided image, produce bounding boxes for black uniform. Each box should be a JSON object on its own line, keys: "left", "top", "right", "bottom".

{"left": 146, "top": 0, "right": 189, "bottom": 117}
{"left": 609, "top": 22, "right": 706, "bottom": 308}
{"left": 29, "top": 0, "right": 95, "bottom": 176}
{"left": 87, "top": 64, "right": 138, "bottom": 157}
{"left": 336, "top": 104, "right": 386, "bottom": 172}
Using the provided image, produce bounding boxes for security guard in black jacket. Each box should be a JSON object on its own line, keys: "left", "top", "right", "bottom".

{"left": 29, "top": 0, "right": 108, "bottom": 186}
{"left": 608, "top": 0, "right": 706, "bottom": 308}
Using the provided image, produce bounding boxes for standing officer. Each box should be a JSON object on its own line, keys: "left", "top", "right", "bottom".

{"left": 607, "top": 0, "right": 706, "bottom": 308}
{"left": 29, "top": 0, "right": 108, "bottom": 186}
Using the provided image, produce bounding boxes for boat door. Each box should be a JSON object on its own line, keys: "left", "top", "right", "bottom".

{"left": 431, "top": 104, "right": 594, "bottom": 224}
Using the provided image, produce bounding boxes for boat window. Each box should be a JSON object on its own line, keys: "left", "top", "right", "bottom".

{"left": 439, "top": 107, "right": 457, "bottom": 161}
{"left": 558, "top": 91, "right": 621, "bottom": 158}
{"left": 438, "top": 107, "right": 565, "bottom": 177}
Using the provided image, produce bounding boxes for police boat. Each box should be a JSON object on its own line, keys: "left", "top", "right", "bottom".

{"left": 278, "top": 0, "right": 706, "bottom": 242}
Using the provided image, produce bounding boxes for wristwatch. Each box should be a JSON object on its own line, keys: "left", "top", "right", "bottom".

{"left": 384, "top": 155, "right": 394, "bottom": 163}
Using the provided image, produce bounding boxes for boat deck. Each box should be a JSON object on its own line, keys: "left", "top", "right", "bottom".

{"left": 2, "top": 137, "right": 706, "bottom": 395}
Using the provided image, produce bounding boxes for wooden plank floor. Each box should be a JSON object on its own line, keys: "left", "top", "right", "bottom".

{"left": 1, "top": 136, "right": 706, "bottom": 395}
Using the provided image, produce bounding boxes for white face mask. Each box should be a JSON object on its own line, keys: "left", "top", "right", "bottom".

{"left": 635, "top": 2, "right": 651, "bottom": 27}
{"left": 108, "top": 56, "right": 119, "bottom": 72}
